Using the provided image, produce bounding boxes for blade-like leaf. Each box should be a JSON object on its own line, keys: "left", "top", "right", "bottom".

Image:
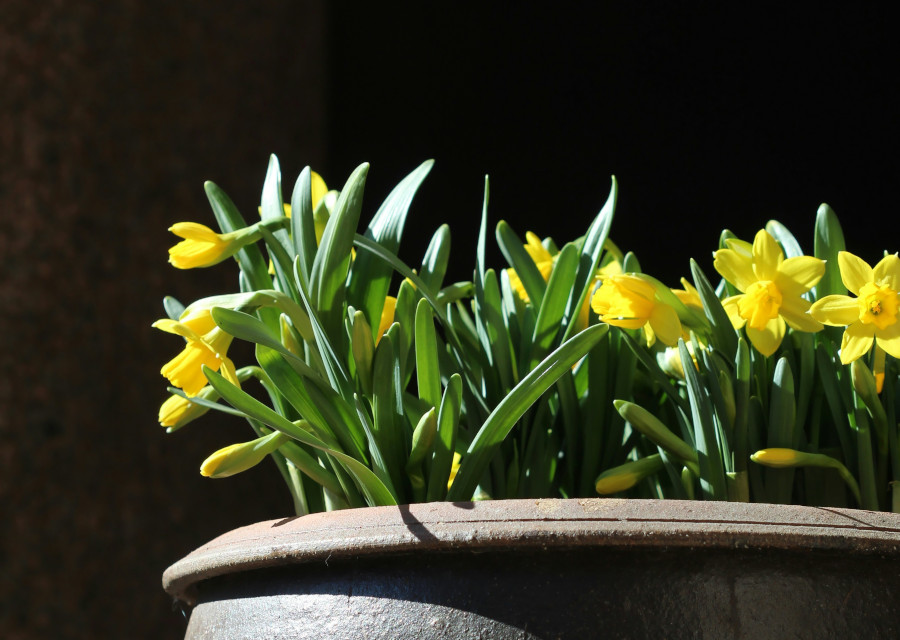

{"left": 447, "top": 324, "right": 609, "bottom": 500}
{"left": 203, "top": 366, "right": 395, "bottom": 506}
{"left": 347, "top": 160, "right": 433, "bottom": 334}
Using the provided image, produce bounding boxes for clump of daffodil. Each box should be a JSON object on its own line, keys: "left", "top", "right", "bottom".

{"left": 590, "top": 273, "right": 682, "bottom": 346}
{"left": 810, "top": 251, "right": 900, "bottom": 364}
{"left": 714, "top": 229, "right": 825, "bottom": 356}
{"left": 154, "top": 308, "right": 238, "bottom": 396}
{"left": 507, "top": 231, "right": 555, "bottom": 302}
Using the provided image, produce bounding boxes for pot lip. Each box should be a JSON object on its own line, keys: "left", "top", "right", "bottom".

{"left": 163, "top": 497, "right": 900, "bottom": 605}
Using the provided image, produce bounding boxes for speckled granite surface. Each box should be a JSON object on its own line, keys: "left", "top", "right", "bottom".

{"left": 0, "top": 3, "right": 325, "bottom": 637}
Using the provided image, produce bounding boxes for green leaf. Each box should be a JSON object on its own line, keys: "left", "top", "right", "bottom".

{"left": 350, "top": 310, "right": 375, "bottom": 396}
{"left": 163, "top": 296, "right": 185, "bottom": 320}
{"left": 766, "top": 357, "right": 796, "bottom": 503}
{"left": 426, "top": 373, "right": 463, "bottom": 502}
{"left": 210, "top": 306, "right": 318, "bottom": 379}
{"left": 347, "top": 160, "right": 433, "bottom": 338}
{"left": 418, "top": 224, "right": 451, "bottom": 293}
{"left": 293, "top": 258, "right": 352, "bottom": 396}
{"left": 255, "top": 344, "right": 367, "bottom": 462}
{"left": 290, "top": 167, "right": 318, "bottom": 290}
{"left": 260, "top": 155, "right": 294, "bottom": 268}
{"left": 614, "top": 400, "right": 699, "bottom": 473}
{"left": 414, "top": 299, "right": 442, "bottom": 409}
{"left": 351, "top": 394, "right": 398, "bottom": 501}
{"left": 202, "top": 366, "right": 395, "bottom": 506}
{"left": 813, "top": 203, "right": 847, "bottom": 300}
{"left": 562, "top": 176, "right": 617, "bottom": 342}
{"left": 311, "top": 162, "right": 369, "bottom": 337}
{"left": 690, "top": 258, "right": 738, "bottom": 361}
{"left": 680, "top": 339, "right": 728, "bottom": 499}
{"left": 530, "top": 242, "right": 579, "bottom": 368}
{"left": 204, "top": 180, "right": 273, "bottom": 293}
{"left": 372, "top": 332, "right": 409, "bottom": 500}
{"left": 496, "top": 220, "right": 545, "bottom": 308}
{"left": 765, "top": 219, "right": 803, "bottom": 259}
{"left": 447, "top": 324, "right": 609, "bottom": 500}
{"left": 406, "top": 408, "right": 438, "bottom": 502}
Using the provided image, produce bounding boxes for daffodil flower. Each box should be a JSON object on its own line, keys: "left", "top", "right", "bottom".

{"left": 167, "top": 223, "right": 249, "bottom": 269}
{"left": 507, "top": 232, "right": 555, "bottom": 302}
{"left": 714, "top": 229, "right": 824, "bottom": 356}
{"left": 590, "top": 273, "right": 682, "bottom": 346}
{"left": 154, "top": 308, "right": 237, "bottom": 396}
{"left": 810, "top": 251, "right": 900, "bottom": 364}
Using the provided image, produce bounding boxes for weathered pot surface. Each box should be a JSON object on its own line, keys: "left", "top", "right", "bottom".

{"left": 164, "top": 498, "right": 900, "bottom": 639}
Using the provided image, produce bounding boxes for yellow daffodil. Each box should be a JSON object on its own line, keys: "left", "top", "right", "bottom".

{"left": 200, "top": 431, "right": 290, "bottom": 478}
{"left": 714, "top": 229, "right": 824, "bottom": 356}
{"left": 810, "top": 251, "right": 900, "bottom": 364}
{"left": 671, "top": 278, "right": 703, "bottom": 311}
{"left": 590, "top": 274, "right": 682, "bottom": 346}
{"left": 167, "top": 223, "right": 248, "bottom": 269}
{"left": 154, "top": 308, "right": 237, "bottom": 396}
{"left": 375, "top": 296, "right": 397, "bottom": 346}
{"left": 508, "top": 232, "right": 555, "bottom": 302}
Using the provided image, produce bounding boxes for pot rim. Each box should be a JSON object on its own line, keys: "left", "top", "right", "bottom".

{"left": 163, "top": 498, "right": 900, "bottom": 605}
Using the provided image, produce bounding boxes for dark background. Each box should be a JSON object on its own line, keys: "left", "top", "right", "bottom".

{"left": 1, "top": 3, "right": 897, "bottom": 638}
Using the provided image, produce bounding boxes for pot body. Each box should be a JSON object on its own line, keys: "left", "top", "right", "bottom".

{"left": 164, "top": 499, "right": 900, "bottom": 639}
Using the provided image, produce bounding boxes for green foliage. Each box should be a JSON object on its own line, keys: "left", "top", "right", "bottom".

{"left": 157, "top": 156, "right": 900, "bottom": 514}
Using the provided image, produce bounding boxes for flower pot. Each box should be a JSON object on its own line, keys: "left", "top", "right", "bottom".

{"left": 164, "top": 498, "right": 900, "bottom": 639}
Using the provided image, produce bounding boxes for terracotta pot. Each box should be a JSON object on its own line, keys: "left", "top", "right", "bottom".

{"left": 164, "top": 499, "right": 900, "bottom": 639}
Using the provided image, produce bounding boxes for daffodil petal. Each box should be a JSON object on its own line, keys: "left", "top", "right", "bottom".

{"left": 874, "top": 253, "right": 900, "bottom": 291}
{"left": 780, "top": 296, "right": 823, "bottom": 332}
{"left": 524, "top": 232, "right": 554, "bottom": 264}
{"left": 838, "top": 252, "right": 873, "bottom": 296}
{"left": 775, "top": 256, "right": 825, "bottom": 297}
{"left": 751, "top": 230, "right": 783, "bottom": 281}
{"left": 746, "top": 316, "right": 785, "bottom": 356}
{"left": 601, "top": 316, "right": 647, "bottom": 330}
{"left": 723, "top": 237, "right": 752, "bottom": 257}
{"left": 875, "top": 320, "right": 900, "bottom": 360}
{"left": 649, "top": 303, "right": 682, "bottom": 347}
{"left": 721, "top": 295, "right": 747, "bottom": 329}
{"left": 714, "top": 249, "right": 755, "bottom": 292}
{"left": 310, "top": 171, "right": 328, "bottom": 208}
{"left": 840, "top": 322, "right": 875, "bottom": 364}
{"left": 810, "top": 294, "right": 859, "bottom": 326}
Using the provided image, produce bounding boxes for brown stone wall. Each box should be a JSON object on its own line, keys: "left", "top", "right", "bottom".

{"left": 0, "top": 2, "right": 326, "bottom": 637}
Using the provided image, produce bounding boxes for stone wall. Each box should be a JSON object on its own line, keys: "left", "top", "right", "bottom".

{"left": 0, "top": 2, "right": 325, "bottom": 637}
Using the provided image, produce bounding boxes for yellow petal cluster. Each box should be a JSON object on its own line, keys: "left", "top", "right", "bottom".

{"left": 154, "top": 308, "right": 236, "bottom": 396}
{"left": 810, "top": 252, "right": 900, "bottom": 363}
{"left": 714, "top": 229, "right": 824, "bottom": 356}
{"left": 590, "top": 274, "right": 682, "bottom": 346}
{"left": 168, "top": 223, "right": 244, "bottom": 269}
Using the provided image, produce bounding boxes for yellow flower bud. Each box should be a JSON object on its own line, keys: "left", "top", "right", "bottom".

{"left": 200, "top": 431, "right": 289, "bottom": 478}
